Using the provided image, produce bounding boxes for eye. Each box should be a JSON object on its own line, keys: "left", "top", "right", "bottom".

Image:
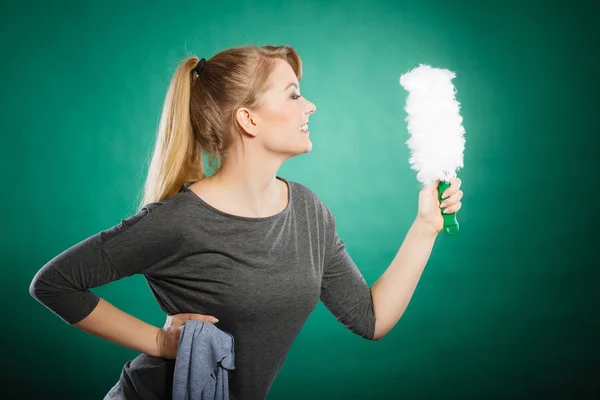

{"left": 291, "top": 93, "right": 302, "bottom": 100}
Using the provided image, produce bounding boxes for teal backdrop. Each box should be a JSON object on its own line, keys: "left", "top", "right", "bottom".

{"left": 1, "top": 0, "right": 598, "bottom": 398}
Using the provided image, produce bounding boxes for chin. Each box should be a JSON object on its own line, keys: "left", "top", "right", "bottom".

{"left": 285, "top": 146, "right": 311, "bottom": 160}
{"left": 300, "top": 140, "right": 313, "bottom": 154}
{"left": 279, "top": 138, "right": 312, "bottom": 158}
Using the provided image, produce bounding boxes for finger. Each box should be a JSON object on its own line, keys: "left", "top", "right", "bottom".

{"left": 173, "top": 313, "right": 219, "bottom": 324}
{"left": 439, "top": 190, "right": 463, "bottom": 208}
{"left": 188, "top": 314, "right": 220, "bottom": 323}
{"left": 443, "top": 201, "right": 462, "bottom": 214}
{"left": 441, "top": 177, "right": 462, "bottom": 199}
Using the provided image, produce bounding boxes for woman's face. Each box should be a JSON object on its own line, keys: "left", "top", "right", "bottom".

{"left": 238, "top": 58, "right": 317, "bottom": 158}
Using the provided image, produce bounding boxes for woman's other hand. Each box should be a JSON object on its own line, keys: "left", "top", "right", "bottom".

{"left": 155, "top": 313, "right": 219, "bottom": 359}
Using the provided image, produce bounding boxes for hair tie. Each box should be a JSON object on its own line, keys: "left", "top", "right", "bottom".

{"left": 193, "top": 58, "right": 206, "bottom": 76}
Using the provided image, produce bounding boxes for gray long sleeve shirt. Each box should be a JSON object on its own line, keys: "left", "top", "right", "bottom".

{"left": 29, "top": 176, "right": 377, "bottom": 399}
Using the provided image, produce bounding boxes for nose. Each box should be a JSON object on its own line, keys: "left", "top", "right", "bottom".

{"left": 305, "top": 99, "right": 316, "bottom": 115}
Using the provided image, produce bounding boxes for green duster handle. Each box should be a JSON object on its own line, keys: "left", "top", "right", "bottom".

{"left": 437, "top": 180, "right": 459, "bottom": 236}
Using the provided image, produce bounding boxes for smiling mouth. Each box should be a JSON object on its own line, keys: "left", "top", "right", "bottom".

{"left": 300, "top": 123, "right": 309, "bottom": 133}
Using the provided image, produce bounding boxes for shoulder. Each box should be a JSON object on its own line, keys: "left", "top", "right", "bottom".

{"left": 101, "top": 190, "right": 190, "bottom": 242}
{"left": 137, "top": 189, "right": 197, "bottom": 225}
{"left": 286, "top": 178, "right": 335, "bottom": 226}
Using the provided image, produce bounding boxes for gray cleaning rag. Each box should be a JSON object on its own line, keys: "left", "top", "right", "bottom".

{"left": 173, "top": 320, "right": 235, "bottom": 400}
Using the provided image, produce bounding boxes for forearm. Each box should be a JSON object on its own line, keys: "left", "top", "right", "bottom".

{"left": 370, "top": 218, "right": 437, "bottom": 340}
{"left": 73, "top": 297, "right": 161, "bottom": 357}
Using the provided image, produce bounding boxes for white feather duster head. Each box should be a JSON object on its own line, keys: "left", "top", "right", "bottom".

{"left": 400, "top": 64, "right": 465, "bottom": 188}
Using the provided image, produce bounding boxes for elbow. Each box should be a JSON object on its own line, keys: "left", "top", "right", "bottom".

{"left": 29, "top": 262, "right": 65, "bottom": 310}
{"left": 370, "top": 326, "right": 385, "bottom": 341}
{"left": 28, "top": 264, "right": 96, "bottom": 325}
{"left": 369, "top": 315, "right": 391, "bottom": 341}
{"left": 29, "top": 268, "right": 46, "bottom": 303}
{"left": 29, "top": 266, "right": 59, "bottom": 313}
{"left": 29, "top": 262, "right": 58, "bottom": 305}
{"left": 368, "top": 317, "right": 385, "bottom": 341}
{"left": 29, "top": 281, "right": 39, "bottom": 302}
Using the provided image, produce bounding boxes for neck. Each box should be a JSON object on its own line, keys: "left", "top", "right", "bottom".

{"left": 209, "top": 147, "right": 288, "bottom": 217}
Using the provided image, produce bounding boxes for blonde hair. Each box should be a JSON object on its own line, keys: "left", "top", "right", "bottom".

{"left": 138, "top": 44, "right": 303, "bottom": 209}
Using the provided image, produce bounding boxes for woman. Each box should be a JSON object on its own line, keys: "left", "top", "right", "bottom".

{"left": 29, "top": 44, "right": 463, "bottom": 399}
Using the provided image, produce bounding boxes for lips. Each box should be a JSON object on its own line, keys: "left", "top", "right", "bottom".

{"left": 300, "top": 123, "right": 309, "bottom": 133}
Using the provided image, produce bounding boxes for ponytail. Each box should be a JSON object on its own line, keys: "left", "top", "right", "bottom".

{"left": 138, "top": 57, "right": 206, "bottom": 209}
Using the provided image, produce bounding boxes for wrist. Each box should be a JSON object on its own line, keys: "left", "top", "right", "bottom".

{"left": 413, "top": 216, "right": 439, "bottom": 239}
{"left": 145, "top": 325, "right": 163, "bottom": 357}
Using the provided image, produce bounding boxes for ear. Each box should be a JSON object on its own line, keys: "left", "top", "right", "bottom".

{"left": 235, "top": 107, "right": 258, "bottom": 137}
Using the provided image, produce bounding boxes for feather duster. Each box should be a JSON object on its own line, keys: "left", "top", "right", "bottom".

{"left": 400, "top": 64, "right": 465, "bottom": 235}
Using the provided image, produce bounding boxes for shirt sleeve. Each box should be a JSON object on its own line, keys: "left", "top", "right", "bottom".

{"left": 29, "top": 202, "right": 177, "bottom": 325}
{"left": 320, "top": 207, "right": 376, "bottom": 340}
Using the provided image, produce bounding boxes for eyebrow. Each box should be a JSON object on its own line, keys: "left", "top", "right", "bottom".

{"left": 284, "top": 82, "right": 299, "bottom": 91}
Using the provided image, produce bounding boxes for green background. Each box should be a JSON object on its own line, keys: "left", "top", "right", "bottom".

{"left": 2, "top": 0, "right": 598, "bottom": 398}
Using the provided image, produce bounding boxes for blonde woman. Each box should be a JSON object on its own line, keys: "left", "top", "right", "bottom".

{"left": 29, "top": 44, "right": 463, "bottom": 399}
